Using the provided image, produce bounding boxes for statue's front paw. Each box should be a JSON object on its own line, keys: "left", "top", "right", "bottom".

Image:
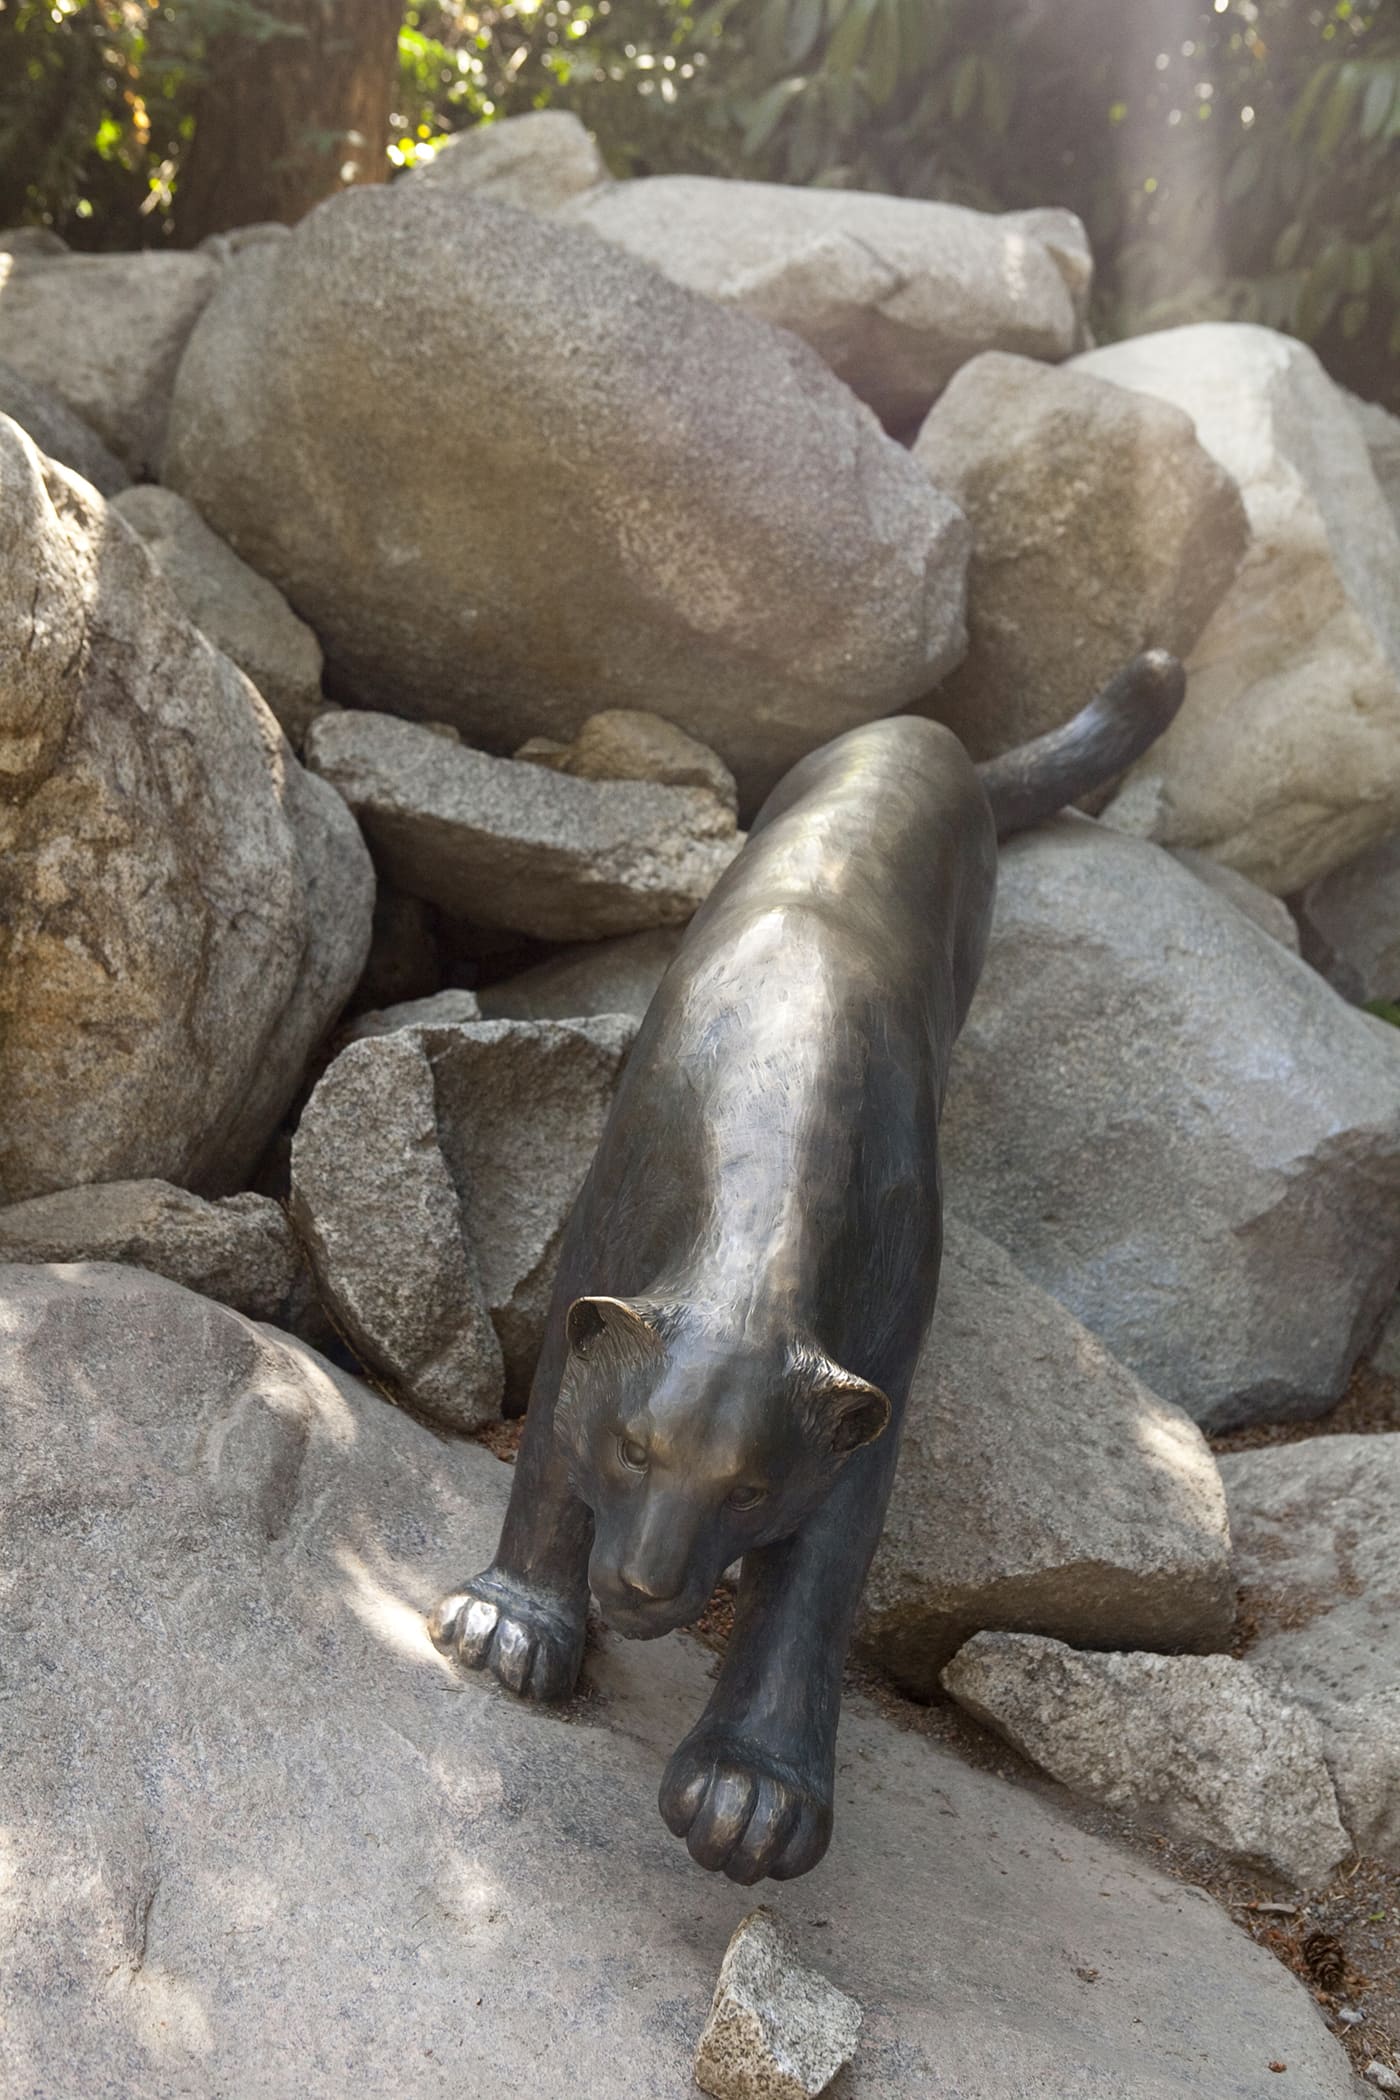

{"left": 428, "top": 1572, "right": 584, "bottom": 1703}
{"left": 659, "top": 1727, "right": 833, "bottom": 1885}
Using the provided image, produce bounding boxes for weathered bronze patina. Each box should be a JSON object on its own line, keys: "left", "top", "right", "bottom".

{"left": 431, "top": 652, "right": 1185, "bottom": 1884}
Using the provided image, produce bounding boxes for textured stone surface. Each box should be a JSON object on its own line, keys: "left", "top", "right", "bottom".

{"left": 113, "top": 484, "right": 324, "bottom": 745}
{"left": 339, "top": 986, "right": 481, "bottom": 1046}
{"left": 1170, "top": 848, "right": 1300, "bottom": 950}
{"left": 0, "top": 418, "right": 374, "bottom": 1203}
{"left": 0, "top": 246, "right": 218, "bottom": 474}
{"left": 516, "top": 706, "right": 737, "bottom": 812}
{"left": 480, "top": 927, "right": 681, "bottom": 1023}
{"left": 857, "top": 1220, "right": 1233, "bottom": 1694}
{"left": 306, "top": 709, "right": 740, "bottom": 940}
{"left": 0, "top": 356, "right": 129, "bottom": 495}
{"left": 943, "top": 1634, "right": 1352, "bottom": 1888}
{"left": 1322, "top": 1691, "right": 1400, "bottom": 1866}
{"left": 1294, "top": 827, "right": 1400, "bottom": 1005}
{"left": 940, "top": 817, "right": 1400, "bottom": 1430}
{"left": 1348, "top": 389, "right": 1400, "bottom": 535}
{"left": 0, "top": 1262, "right": 1360, "bottom": 2100}
{"left": 410, "top": 109, "right": 607, "bottom": 208}
{"left": 914, "top": 352, "right": 1247, "bottom": 757}
{"left": 1076, "top": 324, "right": 1400, "bottom": 893}
{"left": 559, "top": 179, "right": 1090, "bottom": 430}
{"left": 350, "top": 881, "right": 444, "bottom": 1013}
{"left": 695, "top": 1910, "right": 862, "bottom": 2100}
{"left": 0, "top": 1180, "right": 304, "bottom": 1325}
{"left": 290, "top": 1030, "right": 502, "bottom": 1429}
{"left": 292, "top": 1015, "right": 635, "bottom": 1411}
{"left": 162, "top": 183, "right": 968, "bottom": 811}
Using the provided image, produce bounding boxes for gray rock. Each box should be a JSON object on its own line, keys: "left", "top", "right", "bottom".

{"left": 515, "top": 706, "right": 737, "bottom": 812}
{"left": 339, "top": 987, "right": 481, "bottom": 1046}
{"left": 1319, "top": 1690, "right": 1400, "bottom": 1866}
{"left": 350, "top": 880, "right": 444, "bottom": 1013}
{"left": 0, "top": 226, "right": 67, "bottom": 254}
{"left": 0, "top": 1180, "right": 304, "bottom": 1325}
{"left": 480, "top": 927, "right": 681, "bottom": 1024}
{"left": 0, "top": 356, "right": 129, "bottom": 495}
{"left": 940, "top": 817, "right": 1400, "bottom": 1430}
{"left": 1170, "top": 847, "right": 1300, "bottom": 951}
{"left": 0, "top": 247, "right": 219, "bottom": 475}
{"left": 162, "top": 183, "right": 968, "bottom": 811}
{"left": 290, "top": 1030, "right": 503, "bottom": 1429}
{"left": 0, "top": 1261, "right": 1361, "bottom": 2100}
{"left": 1076, "top": 324, "right": 1400, "bottom": 894}
{"left": 942, "top": 1634, "right": 1352, "bottom": 1889}
{"left": 1374, "top": 1298, "right": 1400, "bottom": 1378}
{"left": 1366, "top": 2066, "right": 1400, "bottom": 2095}
{"left": 913, "top": 352, "right": 1248, "bottom": 757}
{"left": 292, "top": 1015, "right": 635, "bottom": 1412}
{"left": 559, "top": 179, "right": 1090, "bottom": 431}
{"left": 695, "top": 1909, "right": 862, "bottom": 2100}
{"left": 112, "top": 484, "right": 324, "bottom": 745}
{"left": 0, "top": 419, "right": 374, "bottom": 1203}
{"left": 1294, "top": 827, "right": 1400, "bottom": 1005}
{"left": 1347, "top": 389, "right": 1400, "bottom": 536}
{"left": 305, "top": 708, "right": 740, "bottom": 940}
{"left": 409, "top": 109, "right": 607, "bottom": 209}
{"left": 857, "top": 1220, "right": 1233, "bottom": 1695}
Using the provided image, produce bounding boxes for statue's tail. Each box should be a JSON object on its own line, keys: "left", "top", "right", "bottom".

{"left": 976, "top": 649, "right": 1186, "bottom": 841}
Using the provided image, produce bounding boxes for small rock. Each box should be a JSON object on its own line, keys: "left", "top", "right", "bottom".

{"left": 305, "top": 709, "right": 740, "bottom": 941}
{"left": 913, "top": 351, "right": 1247, "bottom": 757}
{"left": 0, "top": 357, "right": 129, "bottom": 495}
{"left": 1076, "top": 324, "right": 1400, "bottom": 893}
{"left": 339, "top": 988, "right": 481, "bottom": 1047}
{"left": 560, "top": 177, "right": 1091, "bottom": 430}
{"left": 1365, "top": 2062, "right": 1400, "bottom": 2093}
{"left": 856, "top": 1218, "right": 1234, "bottom": 1693}
{"left": 0, "top": 247, "right": 219, "bottom": 475}
{"left": 0, "top": 1180, "right": 305, "bottom": 1327}
{"left": 694, "top": 1910, "right": 862, "bottom": 2100}
{"left": 113, "top": 484, "right": 324, "bottom": 745}
{"left": 514, "top": 707, "right": 737, "bottom": 812}
{"left": 1294, "top": 828, "right": 1400, "bottom": 1006}
{"left": 291, "top": 1014, "right": 636, "bottom": 1416}
{"left": 940, "top": 816, "right": 1400, "bottom": 1429}
{"left": 408, "top": 110, "right": 607, "bottom": 210}
{"left": 479, "top": 927, "right": 680, "bottom": 1024}
{"left": 942, "top": 1634, "right": 1352, "bottom": 1888}
{"left": 1170, "top": 848, "right": 1300, "bottom": 951}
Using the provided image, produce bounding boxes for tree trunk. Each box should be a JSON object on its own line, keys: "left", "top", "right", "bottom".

{"left": 177, "top": 0, "right": 404, "bottom": 245}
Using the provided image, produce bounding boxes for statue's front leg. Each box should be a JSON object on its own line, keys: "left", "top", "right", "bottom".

{"left": 660, "top": 1428, "right": 900, "bottom": 1884}
{"left": 430, "top": 1326, "right": 593, "bottom": 1704}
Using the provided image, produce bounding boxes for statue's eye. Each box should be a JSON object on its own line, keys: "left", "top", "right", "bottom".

{"left": 618, "top": 1436, "right": 649, "bottom": 1472}
{"left": 728, "top": 1485, "right": 766, "bottom": 1512}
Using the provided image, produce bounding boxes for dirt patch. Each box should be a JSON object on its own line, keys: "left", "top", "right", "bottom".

{"left": 1212, "top": 1357, "right": 1400, "bottom": 1455}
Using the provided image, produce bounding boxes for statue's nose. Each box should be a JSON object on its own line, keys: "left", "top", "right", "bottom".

{"left": 618, "top": 1562, "right": 682, "bottom": 1604}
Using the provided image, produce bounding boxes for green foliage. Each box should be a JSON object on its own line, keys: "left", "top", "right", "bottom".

{"left": 1366, "top": 999, "right": 1400, "bottom": 1029}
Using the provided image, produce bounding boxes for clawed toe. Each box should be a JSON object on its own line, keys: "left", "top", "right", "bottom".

{"left": 429, "top": 1573, "right": 584, "bottom": 1704}
{"left": 660, "top": 1729, "right": 832, "bottom": 1884}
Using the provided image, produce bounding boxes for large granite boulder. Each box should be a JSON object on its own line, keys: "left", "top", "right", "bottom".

{"left": 0, "top": 418, "right": 373, "bottom": 1203}
{"left": 0, "top": 355, "right": 129, "bottom": 495}
{"left": 291, "top": 1014, "right": 636, "bottom": 1418}
{"left": 0, "top": 1262, "right": 1360, "bottom": 2100}
{"left": 0, "top": 247, "right": 219, "bottom": 475}
{"left": 305, "top": 709, "right": 740, "bottom": 940}
{"left": 857, "top": 1219, "right": 1233, "bottom": 1695}
{"left": 555, "top": 178, "right": 1091, "bottom": 431}
{"left": 913, "top": 352, "right": 1248, "bottom": 758}
{"left": 1074, "top": 324, "right": 1400, "bottom": 893}
{"left": 162, "top": 183, "right": 968, "bottom": 811}
{"left": 942, "top": 1635, "right": 1352, "bottom": 1889}
{"left": 1293, "top": 827, "right": 1400, "bottom": 1007}
{"left": 480, "top": 927, "right": 682, "bottom": 1024}
{"left": 113, "top": 484, "right": 324, "bottom": 746}
{"left": 939, "top": 817, "right": 1400, "bottom": 1430}
{"left": 1222, "top": 1435, "right": 1400, "bottom": 1866}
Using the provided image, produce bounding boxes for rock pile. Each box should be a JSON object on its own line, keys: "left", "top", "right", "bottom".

{"left": 4, "top": 114, "right": 1400, "bottom": 2090}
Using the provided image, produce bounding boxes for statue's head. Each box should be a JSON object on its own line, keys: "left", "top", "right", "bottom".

{"left": 554, "top": 1294, "right": 891, "bottom": 1639}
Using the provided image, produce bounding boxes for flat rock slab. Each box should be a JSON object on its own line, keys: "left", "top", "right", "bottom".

{"left": 0, "top": 1264, "right": 1358, "bottom": 2100}
{"left": 858, "top": 1217, "right": 1233, "bottom": 1692}
{"left": 164, "top": 183, "right": 968, "bottom": 812}
{"left": 940, "top": 816, "right": 1400, "bottom": 1429}
{"left": 306, "top": 708, "right": 740, "bottom": 941}
{"left": 943, "top": 1634, "right": 1352, "bottom": 1889}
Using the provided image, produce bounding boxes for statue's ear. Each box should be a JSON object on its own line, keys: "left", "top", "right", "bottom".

{"left": 565, "top": 1295, "right": 667, "bottom": 1358}
{"left": 810, "top": 1362, "right": 892, "bottom": 1455}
